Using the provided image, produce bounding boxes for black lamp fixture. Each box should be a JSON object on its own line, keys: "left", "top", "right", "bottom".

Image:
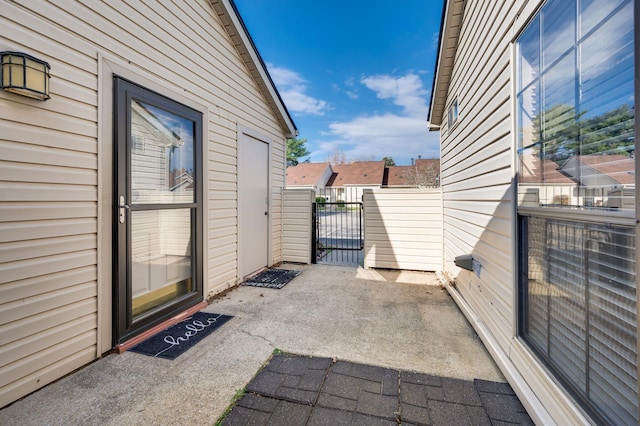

{"left": 1, "top": 51, "right": 51, "bottom": 101}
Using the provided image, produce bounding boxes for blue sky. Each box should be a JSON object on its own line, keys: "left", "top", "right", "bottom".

{"left": 233, "top": 0, "right": 444, "bottom": 166}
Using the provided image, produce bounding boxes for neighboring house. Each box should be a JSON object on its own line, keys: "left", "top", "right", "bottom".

{"left": 518, "top": 155, "right": 578, "bottom": 206}
{"left": 559, "top": 154, "right": 636, "bottom": 208}
{"left": 169, "top": 172, "right": 195, "bottom": 192}
{"left": 429, "top": 0, "right": 636, "bottom": 425}
{"left": 384, "top": 159, "right": 440, "bottom": 188}
{"left": 0, "top": 0, "right": 296, "bottom": 408}
{"left": 287, "top": 159, "right": 439, "bottom": 200}
{"left": 325, "top": 161, "right": 386, "bottom": 202}
{"left": 285, "top": 162, "right": 333, "bottom": 190}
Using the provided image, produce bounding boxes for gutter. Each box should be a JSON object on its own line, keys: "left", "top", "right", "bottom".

{"left": 426, "top": 0, "right": 465, "bottom": 131}
{"left": 426, "top": 0, "right": 448, "bottom": 130}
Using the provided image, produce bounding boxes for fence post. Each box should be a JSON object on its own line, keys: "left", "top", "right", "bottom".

{"left": 311, "top": 189, "right": 317, "bottom": 264}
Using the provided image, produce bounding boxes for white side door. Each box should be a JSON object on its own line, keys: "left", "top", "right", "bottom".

{"left": 239, "top": 129, "right": 269, "bottom": 278}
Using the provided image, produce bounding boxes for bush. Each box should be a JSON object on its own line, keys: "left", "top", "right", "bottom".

{"left": 336, "top": 200, "right": 346, "bottom": 210}
{"left": 316, "top": 196, "right": 326, "bottom": 210}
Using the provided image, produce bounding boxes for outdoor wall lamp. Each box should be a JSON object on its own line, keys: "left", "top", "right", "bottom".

{"left": 1, "top": 51, "right": 51, "bottom": 101}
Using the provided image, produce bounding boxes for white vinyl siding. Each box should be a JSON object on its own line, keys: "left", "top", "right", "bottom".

{"left": 1, "top": 0, "right": 288, "bottom": 407}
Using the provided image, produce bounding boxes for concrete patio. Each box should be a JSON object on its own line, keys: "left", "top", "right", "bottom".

{"left": 0, "top": 264, "right": 528, "bottom": 425}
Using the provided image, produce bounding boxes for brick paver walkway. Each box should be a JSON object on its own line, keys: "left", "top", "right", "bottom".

{"left": 221, "top": 354, "right": 533, "bottom": 425}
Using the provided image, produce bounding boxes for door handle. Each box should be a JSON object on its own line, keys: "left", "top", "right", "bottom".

{"left": 119, "top": 195, "right": 129, "bottom": 224}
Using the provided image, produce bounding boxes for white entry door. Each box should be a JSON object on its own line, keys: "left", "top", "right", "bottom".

{"left": 239, "top": 130, "right": 269, "bottom": 278}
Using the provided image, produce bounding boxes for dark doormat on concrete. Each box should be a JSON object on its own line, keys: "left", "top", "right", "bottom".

{"left": 243, "top": 269, "right": 301, "bottom": 289}
{"left": 129, "top": 312, "right": 233, "bottom": 359}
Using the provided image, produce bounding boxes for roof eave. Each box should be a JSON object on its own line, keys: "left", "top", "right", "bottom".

{"left": 212, "top": 0, "right": 298, "bottom": 138}
{"left": 427, "top": 0, "right": 465, "bottom": 131}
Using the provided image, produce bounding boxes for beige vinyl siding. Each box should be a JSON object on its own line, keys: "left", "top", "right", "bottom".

{"left": 1, "top": 0, "right": 288, "bottom": 407}
{"left": 440, "top": 0, "right": 518, "bottom": 355}
{"left": 364, "top": 189, "right": 443, "bottom": 271}
{"left": 282, "top": 189, "right": 314, "bottom": 264}
{"left": 439, "top": 1, "right": 593, "bottom": 423}
{"left": 1, "top": 1, "right": 99, "bottom": 406}
{"left": 270, "top": 141, "right": 286, "bottom": 265}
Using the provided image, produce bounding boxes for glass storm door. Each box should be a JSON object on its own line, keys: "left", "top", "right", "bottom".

{"left": 114, "top": 77, "right": 202, "bottom": 343}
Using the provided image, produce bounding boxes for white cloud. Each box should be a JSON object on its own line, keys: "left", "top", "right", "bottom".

{"left": 316, "top": 113, "right": 439, "bottom": 164}
{"left": 431, "top": 31, "right": 440, "bottom": 50}
{"left": 361, "top": 73, "right": 428, "bottom": 118}
{"left": 312, "top": 73, "right": 438, "bottom": 164}
{"left": 268, "top": 65, "right": 329, "bottom": 115}
{"left": 332, "top": 78, "right": 360, "bottom": 100}
{"left": 345, "top": 90, "right": 359, "bottom": 100}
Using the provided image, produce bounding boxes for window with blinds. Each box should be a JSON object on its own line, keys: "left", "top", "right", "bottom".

{"left": 516, "top": 0, "right": 637, "bottom": 424}
{"left": 521, "top": 217, "right": 637, "bottom": 424}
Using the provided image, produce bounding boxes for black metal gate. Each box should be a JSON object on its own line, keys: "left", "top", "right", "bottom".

{"left": 314, "top": 200, "right": 363, "bottom": 265}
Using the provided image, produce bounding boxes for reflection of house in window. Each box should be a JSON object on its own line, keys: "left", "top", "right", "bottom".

{"left": 129, "top": 100, "right": 195, "bottom": 310}
{"left": 132, "top": 133, "right": 145, "bottom": 153}
{"left": 131, "top": 101, "right": 184, "bottom": 198}
{"left": 518, "top": 154, "right": 576, "bottom": 206}
{"left": 518, "top": 153, "right": 636, "bottom": 210}
{"left": 558, "top": 155, "right": 635, "bottom": 210}
{"left": 552, "top": 194, "right": 570, "bottom": 206}
{"left": 169, "top": 171, "right": 194, "bottom": 192}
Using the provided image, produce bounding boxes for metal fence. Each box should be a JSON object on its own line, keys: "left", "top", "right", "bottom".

{"left": 314, "top": 188, "right": 364, "bottom": 265}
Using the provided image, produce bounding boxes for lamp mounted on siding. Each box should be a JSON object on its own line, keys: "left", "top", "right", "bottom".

{"left": 1, "top": 51, "right": 51, "bottom": 101}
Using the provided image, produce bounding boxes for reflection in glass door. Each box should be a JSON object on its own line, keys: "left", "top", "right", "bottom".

{"left": 114, "top": 77, "right": 202, "bottom": 343}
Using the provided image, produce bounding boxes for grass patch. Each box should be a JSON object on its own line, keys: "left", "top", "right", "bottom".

{"left": 215, "top": 387, "right": 246, "bottom": 426}
{"left": 215, "top": 349, "right": 288, "bottom": 424}
{"left": 215, "top": 350, "right": 293, "bottom": 424}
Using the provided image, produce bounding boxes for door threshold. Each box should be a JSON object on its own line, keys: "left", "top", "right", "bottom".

{"left": 114, "top": 300, "right": 208, "bottom": 354}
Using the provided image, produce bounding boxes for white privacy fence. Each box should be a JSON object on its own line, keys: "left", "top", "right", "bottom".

{"left": 363, "top": 189, "right": 442, "bottom": 271}
{"left": 282, "top": 187, "right": 443, "bottom": 271}
{"left": 282, "top": 189, "right": 315, "bottom": 264}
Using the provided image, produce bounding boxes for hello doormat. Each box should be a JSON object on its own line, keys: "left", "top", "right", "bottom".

{"left": 129, "top": 312, "right": 233, "bottom": 359}
{"left": 243, "top": 268, "right": 301, "bottom": 289}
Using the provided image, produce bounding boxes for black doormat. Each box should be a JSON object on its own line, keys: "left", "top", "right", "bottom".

{"left": 243, "top": 268, "right": 301, "bottom": 289}
{"left": 129, "top": 312, "right": 233, "bottom": 360}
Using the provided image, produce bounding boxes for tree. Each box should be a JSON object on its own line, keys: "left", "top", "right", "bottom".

{"left": 406, "top": 159, "right": 440, "bottom": 187}
{"left": 328, "top": 146, "right": 350, "bottom": 165}
{"left": 286, "top": 138, "right": 310, "bottom": 166}
{"left": 382, "top": 156, "right": 396, "bottom": 167}
{"left": 527, "top": 103, "right": 635, "bottom": 164}
{"left": 355, "top": 154, "right": 377, "bottom": 162}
